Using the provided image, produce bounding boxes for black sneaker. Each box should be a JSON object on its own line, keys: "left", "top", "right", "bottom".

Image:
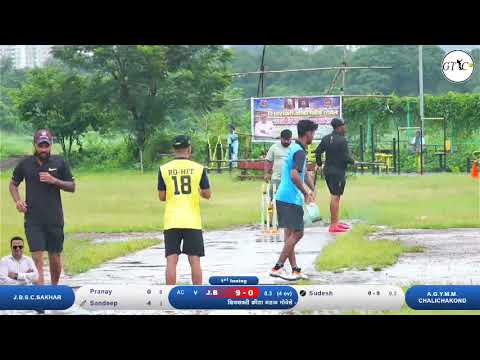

{"left": 35, "top": 309, "right": 45, "bottom": 314}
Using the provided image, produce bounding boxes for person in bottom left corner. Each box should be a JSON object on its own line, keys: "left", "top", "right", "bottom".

{"left": 0, "top": 236, "right": 39, "bottom": 285}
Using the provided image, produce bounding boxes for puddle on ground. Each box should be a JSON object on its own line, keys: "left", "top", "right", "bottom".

{"left": 308, "top": 228, "right": 480, "bottom": 287}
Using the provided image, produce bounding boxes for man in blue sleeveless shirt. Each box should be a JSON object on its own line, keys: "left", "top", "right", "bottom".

{"left": 270, "top": 119, "right": 318, "bottom": 281}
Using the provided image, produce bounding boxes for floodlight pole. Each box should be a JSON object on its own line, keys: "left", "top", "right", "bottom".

{"left": 419, "top": 45, "right": 425, "bottom": 129}
{"left": 341, "top": 46, "right": 347, "bottom": 95}
{"left": 257, "top": 45, "right": 267, "bottom": 97}
{"left": 419, "top": 45, "right": 425, "bottom": 175}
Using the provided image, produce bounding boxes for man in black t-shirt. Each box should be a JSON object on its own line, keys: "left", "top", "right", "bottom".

{"left": 9, "top": 129, "right": 75, "bottom": 285}
{"left": 315, "top": 118, "right": 355, "bottom": 233}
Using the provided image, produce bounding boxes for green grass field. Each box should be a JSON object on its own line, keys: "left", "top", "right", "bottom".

{"left": 315, "top": 224, "right": 422, "bottom": 272}
{"left": 1, "top": 169, "right": 478, "bottom": 275}
{"left": 313, "top": 174, "right": 478, "bottom": 272}
{"left": 0, "top": 130, "right": 33, "bottom": 160}
{"left": 324, "top": 174, "right": 480, "bottom": 229}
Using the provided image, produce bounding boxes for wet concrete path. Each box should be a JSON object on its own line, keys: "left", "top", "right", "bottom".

{"left": 67, "top": 224, "right": 334, "bottom": 288}
{"left": 3, "top": 223, "right": 336, "bottom": 315}
{"left": 62, "top": 223, "right": 335, "bottom": 314}
{"left": 3, "top": 225, "right": 480, "bottom": 315}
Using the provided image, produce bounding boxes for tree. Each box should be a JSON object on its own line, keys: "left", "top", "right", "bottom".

{"left": 53, "top": 45, "right": 232, "bottom": 172}
{"left": 0, "top": 57, "right": 29, "bottom": 132}
{"left": 12, "top": 66, "right": 109, "bottom": 161}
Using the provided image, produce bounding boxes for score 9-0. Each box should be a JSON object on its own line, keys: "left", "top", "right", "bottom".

{"left": 235, "top": 289, "right": 255, "bottom": 297}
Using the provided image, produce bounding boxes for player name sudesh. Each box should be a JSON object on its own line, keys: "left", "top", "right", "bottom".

{"left": 309, "top": 290, "right": 333, "bottom": 296}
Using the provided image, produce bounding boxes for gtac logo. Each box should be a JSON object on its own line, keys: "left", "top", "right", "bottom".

{"left": 442, "top": 50, "right": 475, "bottom": 83}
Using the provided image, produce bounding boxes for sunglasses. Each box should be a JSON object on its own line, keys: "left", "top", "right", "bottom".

{"left": 12, "top": 245, "right": 24, "bottom": 250}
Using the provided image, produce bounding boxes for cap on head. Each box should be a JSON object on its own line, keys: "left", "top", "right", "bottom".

{"left": 172, "top": 135, "right": 191, "bottom": 150}
{"left": 297, "top": 119, "right": 318, "bottom": 137}
{"left": 34, "top": 129, "right": 53, "bottom": 145}
{"left": 229, "top": 124, "right": 236, "bottom": 130}
{"left": 331, "top": 118, "right": 345, "bottom": 129}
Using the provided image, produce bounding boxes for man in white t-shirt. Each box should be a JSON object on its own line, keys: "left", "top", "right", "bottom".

{"left": 0, "top": 236, "right": 39, "bottom": 285}
{"left": 264, "top": 129, "right": 292, "bottom": 225}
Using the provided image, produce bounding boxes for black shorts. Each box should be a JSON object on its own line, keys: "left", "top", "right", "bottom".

{"left": 164, "top": 229, "right": 205, "bottom": 257}
{"left": 276, "top": 201, "right": 304, "bottom": 231}
{"left": 325, "top": 174, "right": 346, "bottom": 196}
{"left": 24, "top": 222, "right": 64, "bottom": 253}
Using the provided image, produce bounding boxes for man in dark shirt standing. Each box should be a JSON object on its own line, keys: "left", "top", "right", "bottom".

{"left": 9, "top": 129, "right": 75, "bottom": 285}
{"left": 315, "top": 118, "right": 355, "bottom": 233}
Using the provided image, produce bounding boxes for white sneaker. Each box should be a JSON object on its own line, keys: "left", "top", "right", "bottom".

{"left": 292, "top": 270, "right": 309, "bottom": 281}
{"left": 269, "top": 267, "right": 294, "bottom": 281}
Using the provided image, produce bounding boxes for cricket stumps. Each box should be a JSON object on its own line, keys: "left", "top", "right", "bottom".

{"left": 260, "top": 182, "right": 280, "bottom": 239}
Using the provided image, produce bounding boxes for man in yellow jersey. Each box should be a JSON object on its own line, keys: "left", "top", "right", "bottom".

{"left": 158, "top": 135, "right": 211, "bottom": 285}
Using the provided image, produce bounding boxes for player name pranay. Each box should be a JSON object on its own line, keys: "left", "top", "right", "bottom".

{"left": 90, "top": 289, "right": 113, "bottom": 296}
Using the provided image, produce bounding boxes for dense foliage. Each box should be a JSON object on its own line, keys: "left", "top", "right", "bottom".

{"left": 1, "top": 45, "right": 478, "bottom": 172}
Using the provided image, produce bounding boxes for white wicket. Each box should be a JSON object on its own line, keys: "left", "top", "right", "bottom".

{"left": 260, "top": 181, "right": 280, "bottom": 239}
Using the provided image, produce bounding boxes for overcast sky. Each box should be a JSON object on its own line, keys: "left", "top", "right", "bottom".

{"left": 440, "top": 45, "right": 480, "bottom": 52}
{"left": 226, "top": 45, "right": 480, "bottom": 52}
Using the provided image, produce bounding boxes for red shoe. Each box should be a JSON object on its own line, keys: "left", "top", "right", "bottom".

{"left": 338, "top": 223, "right": 350, "bottom": 229}
{"left": 329, "top": 224, "right": 348, "bottom": 233}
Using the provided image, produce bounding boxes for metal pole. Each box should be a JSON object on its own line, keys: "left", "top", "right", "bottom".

{"left": 341, "top": 46, "right": 347, "bottom": 95}
{"left": 261, "top": 68, "right": 265, "bottom": 97}
{"left": 419, "top": 45, "right": 425, "bottom": 174}
{"left": 367, "top": 112, "right": 372, "bottom": 149}
{"left": 419, "top": 46, "right": 425, "bottom": 123}
{"left": 216, "top": 141, "right": 221, "bottom": 174}
{"left": 407, "top": 101, "right": 412, "bottom": 139}
{"left": 443, "top": 117, "right": 447, "bottom": 170}
{"left": 359, "top": 124, "right": 364, "bottom": 174}
{"left": 393, "top": 137, "right": 397, "bottom": 174}
{"left": 420, "top": 126, "right": 424, "bottom": 175}
{"left": 397, "top": 128, "right": 401, "bottom": 175}
{"left": 371, "top": 121, "right": 375, "bottom": 175}
{"left": 257, "top": 45, "right": 266, "bottom": 98}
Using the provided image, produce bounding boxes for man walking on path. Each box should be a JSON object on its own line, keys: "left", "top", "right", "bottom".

{"left": 9, "top": 129, "right": 75, "bottom": 285}
{"left": 269, "top": 120, "right": 317, "bottom": 281}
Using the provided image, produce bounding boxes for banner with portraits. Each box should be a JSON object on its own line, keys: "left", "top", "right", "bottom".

{"left": 251, "top": 95, "right": 342, "bottom": 142}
